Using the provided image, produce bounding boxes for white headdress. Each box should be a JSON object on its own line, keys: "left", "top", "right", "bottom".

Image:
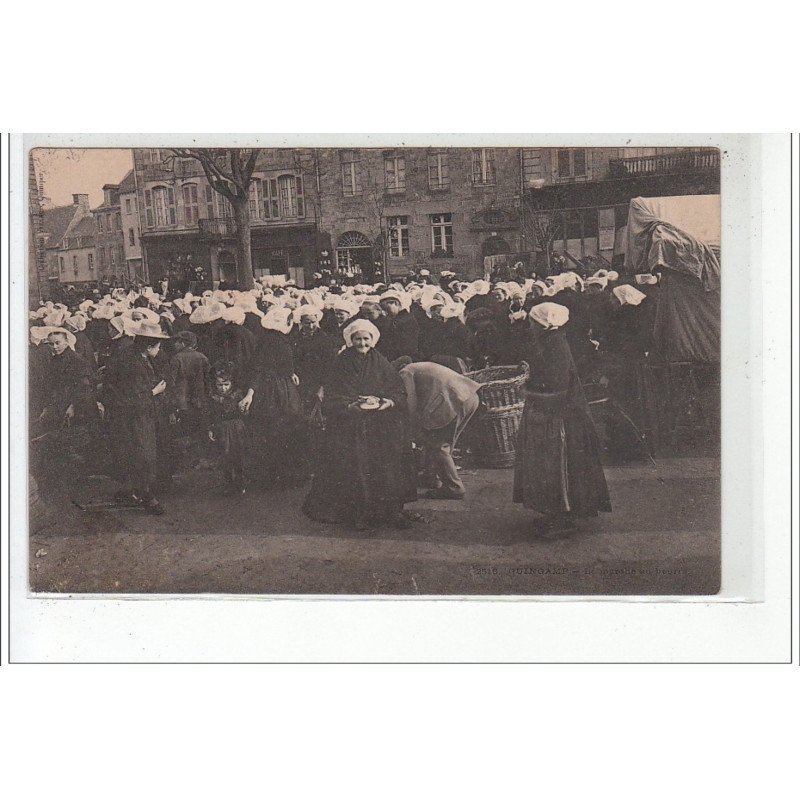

{"left": 529, "top": 302, "right": 570, "bottom": 330}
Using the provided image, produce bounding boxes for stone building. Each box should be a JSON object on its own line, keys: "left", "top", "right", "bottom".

{"left": 39, "top": 193, "right": 93, "bottom": 289}
{"left": 56, "top": 215, "right": 96, "bottom": 286}
{"left": 92, "top": 184, "right": 126, "bottom": 284}
{"left": 118, "top": 169, "right": 143, "bottom": 282}
{"left": 522, "top": 147, "right": 720, "bottom": 273}
{"left": 130, "top": 145, "right": 720, "bottom": 287}
{"left": 131, "top": 147, "right": 529, "bottom": 285}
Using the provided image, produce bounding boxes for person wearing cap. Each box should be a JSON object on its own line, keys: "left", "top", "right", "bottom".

{"left": 35, "top": 328, "right": 100, "bottom": 441}
{"left": 418, "top": 296, "right": 471, "bottom": 362}
{"left": 239, "top": 307, "right": 302, "bottom": 486}
{"left": 601, "top": 285, "right": 656, "bottom": 462}
{"left": 377, "top": 291, "right": 419, "bottom": 362}
{"left": 206, "top": 361, "right": 248, "bottom": 494}
{"left": 102, "top": 320, "right": 172, "bottom": 515}
{"left": 290, "top": 305, "right": 339, "bottom": 416}
{"left": 302, "top": 318, "right": 416, "bottom": 530}
{"left": 205, "top": 306, "right": 256, "bottom": 390}
{"left": 63, "top": 314, "right": 97, "bottom": 370}
{"left": 170, "top": 331, "right": 212, "bottom": 447}
{"left": 513, "top": 303, "right": 611, "bottom": 532}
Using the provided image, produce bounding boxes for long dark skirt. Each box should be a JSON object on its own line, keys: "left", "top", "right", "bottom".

{"left": 212, "top": 418, "right": 246, "bottom": 476}
{"left": 246, "top": 376, "right": 302, "bottom": 482}
{"left": 303, "top": 412, "right": 417, "bottom": 524}
{"left": 108, "top": 409, "right": 158, "bottom": 493}
{"left": 513, "top": 403, "right": 611, "bottom": 517}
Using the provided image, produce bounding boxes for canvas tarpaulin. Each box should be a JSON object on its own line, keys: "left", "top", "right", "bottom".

{"left": 625, "top": 195, "right": 721, "bottom": 363}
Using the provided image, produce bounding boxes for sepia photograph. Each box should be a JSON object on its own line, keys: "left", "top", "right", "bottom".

{"left": 25, "top": 142, "right": 722, "bottom": 596}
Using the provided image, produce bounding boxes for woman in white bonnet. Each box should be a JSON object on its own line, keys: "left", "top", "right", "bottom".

{"left": 303, "top": 318, "right": 416, "bottom": 530}
{"left": 513, "top": 302, "right": 611, "bottom": 532}
{"left": 238, "top": 306, "right": 302, "bottom": 486}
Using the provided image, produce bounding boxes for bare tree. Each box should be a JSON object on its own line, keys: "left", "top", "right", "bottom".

{"left": 362, "top": 160, "right": 389, "bottom": 283}
{"left": 169, "top": 148, "right": 261, "bottom": 288}
{"left": 529, "top": 208, "right": 563, "bottom": 276}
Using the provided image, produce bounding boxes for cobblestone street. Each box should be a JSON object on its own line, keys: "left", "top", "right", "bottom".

{"left": 29, "top": 453, "right": 720, "bottom": 596}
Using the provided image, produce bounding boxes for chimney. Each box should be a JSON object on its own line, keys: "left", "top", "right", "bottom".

{"left": 72, "top": 193, "right": 90, "bottom": 211}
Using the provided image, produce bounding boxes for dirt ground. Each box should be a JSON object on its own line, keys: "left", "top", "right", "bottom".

{"left": 28, "top": 453, "right": 720, "bottom": 596}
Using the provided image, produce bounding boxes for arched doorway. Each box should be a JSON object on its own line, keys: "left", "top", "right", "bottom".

{"left": 335, "top": 231, "right": 373, "bottom": 278}
{"left": 482, "top": 236, "right": 511, "bottom": 257}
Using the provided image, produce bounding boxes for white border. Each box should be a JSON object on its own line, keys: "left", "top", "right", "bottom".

{"left": 7, "top": 133, "right": 790, "bottom": 662}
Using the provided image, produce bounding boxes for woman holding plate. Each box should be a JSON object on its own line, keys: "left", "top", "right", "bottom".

{"left": 302, "top": 319, "right": 417, "bottom": 530}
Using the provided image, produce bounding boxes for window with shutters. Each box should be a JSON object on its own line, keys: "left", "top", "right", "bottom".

{"left": 430, "top": 213, "right": 454, "bottom": 255}
{"left": 146, "top": 186, "right": 176, "bottom": 227}
{"left": 471, "top": 149, "right": 496, "bottom": 185}
{"left": 387, "top": 216, "right": 410, "bottom": 258}
{"left": 556, "top": 149, "right": 589, "bottom": 181}
{"left": 428, "top": 152, "right": 449, "bottom": 190}
{"left": 261, "top": 176, "right": 304, "bottom": 220}
{"left": 182, "top": 184, "right": 199, "bottom": 224}
{"left": 384, "top": 155, "right": 406, "bottom": 193}
{"left": 216, "top": 193, "right": 233, "bottom": 219}
{"left": 204, "top": 185, "right": 215, "bottom": 219}
{"left": 340, "top": 151, "right": 361, "bottom": 196}
{"left": 249, "top": 180, "right": 263, "bottom": 220}
{"left": 262, "top": 178, "right": 278, "bottom": 219}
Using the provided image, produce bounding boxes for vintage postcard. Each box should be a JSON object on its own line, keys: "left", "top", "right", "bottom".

{"left": 23, "top": 139, "right": 724, "bottom": 597}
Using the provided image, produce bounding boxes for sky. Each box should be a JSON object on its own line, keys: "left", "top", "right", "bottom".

{"left": 31, "top": 148, "right": 134, "bottom": 208}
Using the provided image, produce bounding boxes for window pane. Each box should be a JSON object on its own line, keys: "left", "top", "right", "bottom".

{"left": 573, "top": 149, "right": 587, "bottom": 176}
{"left": 557, "top": 150, "right": 571, "bottom": 177}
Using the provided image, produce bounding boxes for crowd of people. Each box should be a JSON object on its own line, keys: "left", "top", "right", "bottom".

{"left": 29, "top": 264, "right": 665, "bottom": 532}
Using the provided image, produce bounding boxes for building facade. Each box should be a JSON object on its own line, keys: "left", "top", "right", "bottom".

{"left": 92, "top": 184, "right": 125, "bottom": 284}
{"left": 39, "top": 193, "right": 93, "bottom": 289}
{"left": 129, "top": 146, "right": 720, "bottom": 287}
{"left": 56, "top": 216, "right": 96, "bottom": 286}
{"left": 131, "top": 147, "right": 529, "bottom": 285}
{"left": 118, "top": 169, "right": 143, "bottom": 282}
{"left": 522, "top": 147, "right": 720, "bottom": 272}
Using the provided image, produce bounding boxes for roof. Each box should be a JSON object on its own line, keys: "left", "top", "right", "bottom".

{"left": 118, "top": 169, "right": 136, "bottom": 194}
{"left": 41, "top": 204, "right": 79, "bottom": 248}
{"left": 72, "top": 216, "right": 96, "bottom": 236}
{"left": 60, "top": 216, "right": 96, "bottom": 248}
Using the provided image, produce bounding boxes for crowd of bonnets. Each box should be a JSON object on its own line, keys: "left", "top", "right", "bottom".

{"left": 29, "top": 264, "right": 663, "bottom": 531}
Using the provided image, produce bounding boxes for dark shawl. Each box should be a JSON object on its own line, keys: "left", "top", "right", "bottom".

{"left": 303, "top": 347, "right": 416, "bottom": 523}
{"left": 42, "top": 349, "right": 97, "bottom": 423}
{"left": 291, "top": 329, "right": 339, "bottom": 407}
{"left": 513, "top": 328, "right": 611, "bottom": 516}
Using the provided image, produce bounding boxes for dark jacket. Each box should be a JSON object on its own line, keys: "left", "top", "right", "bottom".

{"left": 376, "top": 310, "right": 419, "bottom": 362}
{"left": 171, "top": 349, "right": 212, "bottom": 411}
{"left": 419, "top": 316, "right": 471, "bottom": 361}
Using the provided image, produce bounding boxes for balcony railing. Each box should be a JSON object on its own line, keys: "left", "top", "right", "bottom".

{"left": 199, "top": 217, "right": 236, "bottom": 239}
{"left": 608, "top": 150, "right": 720, "bottom": 179}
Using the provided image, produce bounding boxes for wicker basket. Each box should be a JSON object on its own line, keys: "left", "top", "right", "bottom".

{"left": 470, "top": 402, "right": 524, "bottom": 469}
{"left": 466, "top": 363, "right": 529, "bottom": 409}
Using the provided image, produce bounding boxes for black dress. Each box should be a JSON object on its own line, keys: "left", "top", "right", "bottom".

{"left": 513, "top": 328, "right": 611, "bottom": 517}
{"left": 303, "top": 347, "right": 417, "bottom": 524}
